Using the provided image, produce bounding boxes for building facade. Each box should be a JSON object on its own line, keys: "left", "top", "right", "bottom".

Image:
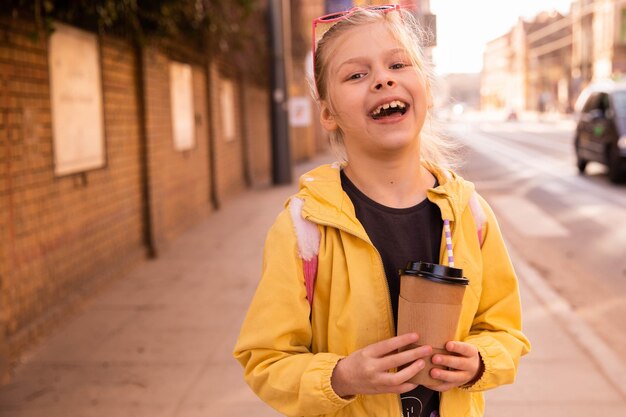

{"left": 482, "top": 11, "right": 571, "bottom": 113}
{"left": 481, "top": 0, "right": 626, "bottom": 114}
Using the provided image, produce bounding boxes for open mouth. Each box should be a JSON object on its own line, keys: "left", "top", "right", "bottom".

{"left": 370, "top": 100, "right": 409, "bottom": 120}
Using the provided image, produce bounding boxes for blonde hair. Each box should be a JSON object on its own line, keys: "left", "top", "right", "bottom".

{"left": 312, "top": 8, "right": 457, "bottom": 168}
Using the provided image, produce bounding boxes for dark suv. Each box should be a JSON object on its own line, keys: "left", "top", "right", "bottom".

{"left": 575, "top": 84, "right": 626, "bottom": 182}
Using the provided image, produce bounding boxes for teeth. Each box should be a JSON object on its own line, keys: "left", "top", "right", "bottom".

{"left": 372, "top": 100, "right": 407, "bottom": 115}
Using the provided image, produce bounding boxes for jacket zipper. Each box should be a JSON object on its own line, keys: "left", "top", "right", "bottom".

{"left": 304, "top": 215, "right": 403, "bottom": 417}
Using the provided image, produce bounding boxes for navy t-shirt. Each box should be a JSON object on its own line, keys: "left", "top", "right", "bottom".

{"left": 341, "top": 170, "right": 442, "bottom": 417}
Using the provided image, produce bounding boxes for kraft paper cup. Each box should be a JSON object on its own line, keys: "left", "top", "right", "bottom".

{"left": 397, "top": 261, "right": 469, "bottom": 387}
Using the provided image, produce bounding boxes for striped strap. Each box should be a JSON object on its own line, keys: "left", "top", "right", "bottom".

{"left": 443, "top": 219, "right": 455, "bottom": 267}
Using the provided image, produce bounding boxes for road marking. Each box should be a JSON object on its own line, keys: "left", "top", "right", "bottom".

{"left": 469, "top": 172, "right": 536, "bottom": 191}
{"left": 540, "top": 181, "right": 569, "bottom": 195}
{"left": 491, "top": 195, "right": 569, "bottom": 237}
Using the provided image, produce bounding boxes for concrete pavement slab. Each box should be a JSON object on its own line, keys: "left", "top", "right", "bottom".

{"left": 484, "top": 249, "right": 626, "bottom": 416}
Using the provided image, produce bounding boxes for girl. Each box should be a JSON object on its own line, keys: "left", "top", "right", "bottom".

{"left": 234, "top": 5, "right": 530, "bottom": 417}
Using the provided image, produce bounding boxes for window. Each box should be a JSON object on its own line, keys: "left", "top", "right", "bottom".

{"left": 582, "top": 93, "right": 601, "bottom": 113}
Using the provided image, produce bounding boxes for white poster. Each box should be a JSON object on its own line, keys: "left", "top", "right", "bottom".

{"left": 48, "top": 23, "right": 105, "bottom": 176}
{"left": 221, "top": 80, "right": 236, "bottom": 142}
{"left": 288, "top": 96, "right": 312, "bottom": 127}
{"left": 169, "top": 61, "right": 196, "bottom": 151}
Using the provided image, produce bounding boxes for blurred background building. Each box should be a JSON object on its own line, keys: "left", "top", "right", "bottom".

{"left": 480, "top": 0, "right": 626, "bottom": 115}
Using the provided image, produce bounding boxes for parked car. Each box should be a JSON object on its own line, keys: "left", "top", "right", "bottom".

{"left": 574, "top": 83, "right": 626, "bottom": 183}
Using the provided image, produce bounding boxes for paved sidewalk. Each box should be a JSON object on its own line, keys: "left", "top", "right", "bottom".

{"left": 0, "top": 153, "right": 625, "bottom": 417}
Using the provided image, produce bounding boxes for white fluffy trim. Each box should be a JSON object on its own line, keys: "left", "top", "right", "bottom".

{"left": 289, "top": 197, "right": 321, "bottom": 261}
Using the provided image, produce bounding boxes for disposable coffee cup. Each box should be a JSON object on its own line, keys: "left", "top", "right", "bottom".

{"left": 397, "top": 261, "right": 469, "bottom": 387}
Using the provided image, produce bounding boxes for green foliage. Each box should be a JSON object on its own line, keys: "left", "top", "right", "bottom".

{"left": 5, "top": 0, "right": 260, "bottom": 57}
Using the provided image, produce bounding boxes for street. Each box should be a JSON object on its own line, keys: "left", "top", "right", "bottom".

{"left": 449, "top": 115, "right": 626, "bottom": 365}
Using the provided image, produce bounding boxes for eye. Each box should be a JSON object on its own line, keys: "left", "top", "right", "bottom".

{"left": 347, "top": 72, "right": 366, "bottom": 80}
{"left": 390, "top": 62, "right": 407, "bottom": 70}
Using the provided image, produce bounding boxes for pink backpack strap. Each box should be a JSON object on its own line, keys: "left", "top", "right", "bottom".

{"left": 468, "top": 192, "right": 487, "bottom": 247}
{"left": 442, "top": 170, "right": 487, "bottom": 247}
{"left": 289, "top": 197, "right": 320, "bottom": 307}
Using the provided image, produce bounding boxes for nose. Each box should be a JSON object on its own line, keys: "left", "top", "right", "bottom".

{"left": 373, "top": 79, "right": 396, "bottom": 91}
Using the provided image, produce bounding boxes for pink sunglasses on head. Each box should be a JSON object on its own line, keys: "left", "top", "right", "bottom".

{"left": 312, "top": 4, "right": 417, "bottom": 61}
{"left": 311, "top": 4, "right": 413, "bottom": 91}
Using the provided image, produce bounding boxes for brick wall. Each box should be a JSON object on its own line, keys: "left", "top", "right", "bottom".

{"left": 243, "top": 83, "right": 271, "bottom": 187}
{"left": 143, "top": 47, "right": 212, "bottom": 251}
{"left": 289, "top": 60, "right": 319, "bottom": 163}
{"left": 211, "top": 65, "right": 247, "bottom": 201}
{"left": 0, "top": 14, "right": 282, "bottom": 372}
{"left": 0, "top": 18, "right": 146, "bottom": 354}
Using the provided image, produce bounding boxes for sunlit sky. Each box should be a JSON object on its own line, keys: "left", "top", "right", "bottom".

{"left": 430, "top": 0, "right": 573, "bottom": 75}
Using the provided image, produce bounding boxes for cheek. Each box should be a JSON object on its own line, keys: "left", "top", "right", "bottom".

{"left": 413, "top": 83, "right": 430, "bottom": 114}
{"left": 329, "top": 93, "right": 362, "bottom": 123}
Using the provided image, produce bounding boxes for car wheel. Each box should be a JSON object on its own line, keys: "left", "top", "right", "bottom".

{"left": 607, "top": 143, "right": 625, "bottom": 183}
{"left": 577, "top": 156, "right": 588, "bottom": 174}
{"left": 575, "top": 138, "right": 587, "bottom": 174}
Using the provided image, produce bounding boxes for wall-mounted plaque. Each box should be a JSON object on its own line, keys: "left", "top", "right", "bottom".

{"left": 48, "top": 23, "right": 105, "bottom": 176}
{"left": 288, "top": 96, "right": 312, "bottom": 127}
{"left": 169, "top": 61, "right": 195, "bottom": 151}
{"left": 221, "top": 79, "right": 236, "bottom": 142}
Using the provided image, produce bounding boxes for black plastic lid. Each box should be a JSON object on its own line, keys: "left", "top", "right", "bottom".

{"left": 400, "top": 261, "right": 469, "bottom": 286}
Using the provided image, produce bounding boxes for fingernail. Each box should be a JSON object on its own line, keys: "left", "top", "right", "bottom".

{"left": 432, "top": 355, "right": 440, "bottom": 364}
{"left": 416, "top": 359, "right": 424, "bottom": 369}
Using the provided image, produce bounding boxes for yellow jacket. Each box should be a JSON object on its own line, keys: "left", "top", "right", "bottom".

{"left": 234, "top": 162, "right": 530, "bottom": 417}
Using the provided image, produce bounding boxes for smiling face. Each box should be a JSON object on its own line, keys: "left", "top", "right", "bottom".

{"left": 319, "top": 21, "right": 431, "bottom": 160}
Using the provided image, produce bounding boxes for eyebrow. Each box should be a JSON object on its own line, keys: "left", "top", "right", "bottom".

{"left": 336, "top": 47, "right": 408, "bottom": 72}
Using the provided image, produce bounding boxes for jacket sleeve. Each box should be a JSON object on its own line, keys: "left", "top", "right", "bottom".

{"left": 462, "top": 195, "right": 531, "bottom": 392}
{"left": 233, "top": 209, "right": 354, "bottom": 416}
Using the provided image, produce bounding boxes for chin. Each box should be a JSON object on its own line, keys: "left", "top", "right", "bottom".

{"left": 376, "top": 138, "right": 418, "bottom": 154}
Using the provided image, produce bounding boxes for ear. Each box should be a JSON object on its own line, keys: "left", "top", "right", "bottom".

{"left": 319, "top": 101, "right": 338, "bottom": 132}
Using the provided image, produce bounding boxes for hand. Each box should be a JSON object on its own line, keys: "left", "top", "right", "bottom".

{"left": 331, "top": 333, "right": 432, "bottom": 398}
{"left": 428, "top": 341, "right": 484, "bottom": 392}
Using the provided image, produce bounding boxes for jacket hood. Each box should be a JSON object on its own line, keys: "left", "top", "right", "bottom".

{"left": 289, "top": 161, "right": 476, "bottom": 233}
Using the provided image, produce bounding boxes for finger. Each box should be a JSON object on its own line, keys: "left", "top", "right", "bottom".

{"left": 386, "top": 357, "right": 425, "bottom": 385}
{"left": 367, "top": 333, "right": 419, "bottom": 357}
{"left": 380, "top": 381, "right": 420, "bottom": 395}
{"left": 379, "top": 345, "right": 432, "bottom": 371}
{"left": 430, "top": 367, "right": 469, "bottom": 384}
{"left": 446, "top": 341, "right": 478, "bottom": 357}
{"left": 394, "top": 382, "right": 420, "bottom": 395}
{"left": 432, "top": 352, "right": 469, "bottom": 371}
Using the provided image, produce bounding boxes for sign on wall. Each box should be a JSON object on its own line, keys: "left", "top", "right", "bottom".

{"left": 48, "top": 23, "right": 105, "bottom": 176}
{"left": 288, "top": 97, "right": 312, "bottom": 127}
{"left": 221, "top": 80, "right": 236, "bottom": 142}
{"left": 169, "top": 61, "right": 196, "bottom": 151}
